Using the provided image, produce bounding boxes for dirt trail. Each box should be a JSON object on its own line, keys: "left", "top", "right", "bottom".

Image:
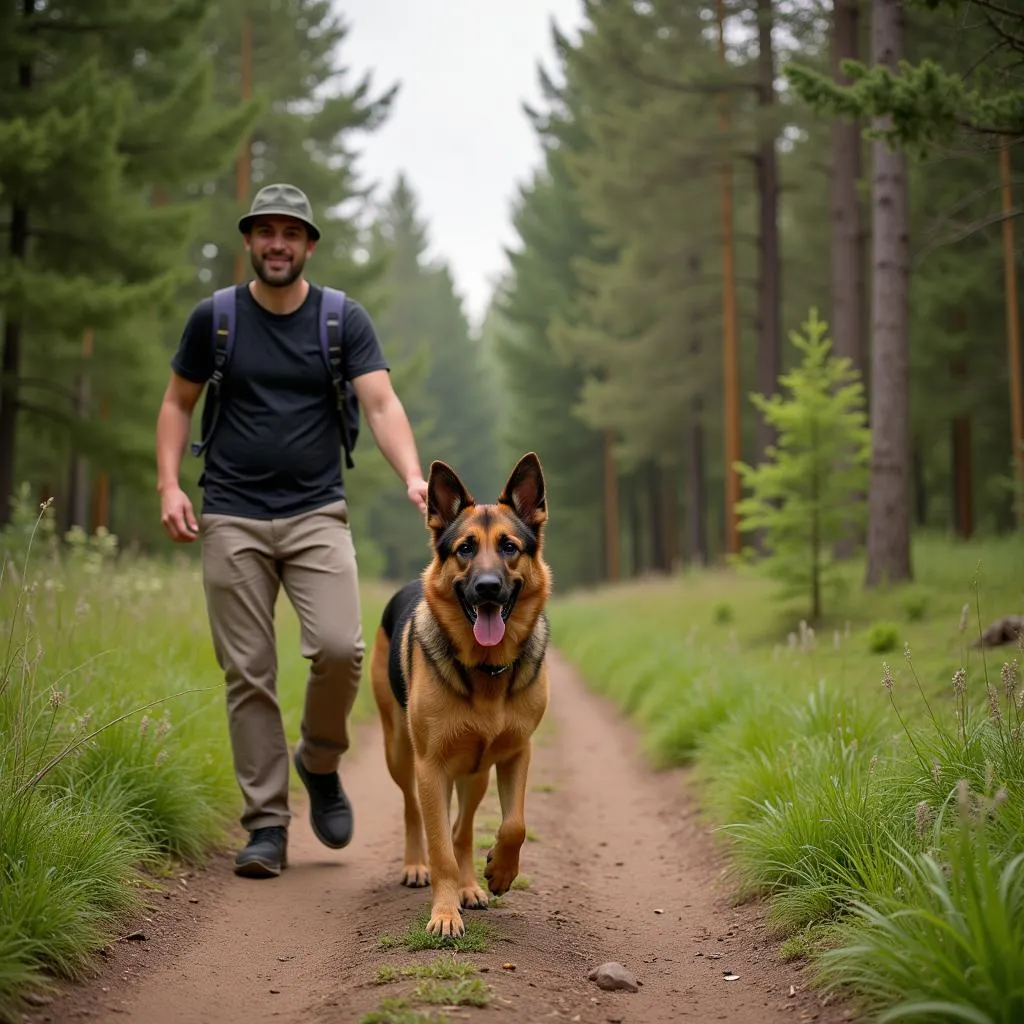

{"left": 36, "top": 651, "right": 854, "bottom": 1024}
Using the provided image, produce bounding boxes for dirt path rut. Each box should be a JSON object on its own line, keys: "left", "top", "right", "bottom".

{"left": 37, "top": 651, "right": 853, "bottom": 1024}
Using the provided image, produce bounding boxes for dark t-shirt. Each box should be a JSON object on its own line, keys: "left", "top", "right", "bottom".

{"left": 171, "top": 283, "right": 389, "bottom": 520}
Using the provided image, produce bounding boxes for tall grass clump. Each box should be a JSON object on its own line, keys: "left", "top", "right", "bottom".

{"left": 550, "top": 537, "right": 1024, "bottom": 1022}
{"left": 0, "top": 490, "right": 398, "bottom": 1020}
{"left": 815, "top": 790, "right": 1024, "bottom": 1023}
{"left": 0, "top": 495, "right": 234, "bottom": 1020}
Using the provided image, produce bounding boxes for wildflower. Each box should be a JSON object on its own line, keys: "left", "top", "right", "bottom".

{"left": 992, "top": 787, "right": 1008, "bottom": 811}
{"left": 914, "top": 800, "right": 932, "bottom": 839}
{"left": 956, "top": 779, "right": 973, "bottom": 821}
{"left": 931, "top": 761, "right": 941, "bottom": 786}
{"left": 868, "top": 754, "right": 878, "bottom": 776}
{"left": 833, "top": 630, "right": 840, "bottom": 651}
{"left": 952, "top": 668, "right": 967, "bottom": 695}
{"left": 155, "top": 750, "right": 169, "bottom": 767}
{"left": 904, "top": 643, "right": 912, "bottom": 661}
{"left": 1002, "top": 659, "right": 1018, "bottom": 699}
{"left": 987, "top": 685, "right": 1002, "bottom": 724}
{"left": 882, "top": 662, "right": 894, "bottom": 692}
{"left": 958, "top": 603, "right": 970, "bottom": 634}
{"left": 39, "top": 497, "right": 54, "bottom": 511}
{"left": 155, "top": 715, "right": 172, "bottom": 740}
{"left": 48, "top": 688, "right": 65, "bottom": 710}
{"left": 139, "top": 714, "right": 151, "bottom": 736}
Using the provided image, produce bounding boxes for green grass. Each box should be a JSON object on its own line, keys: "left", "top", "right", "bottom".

{"left": 549, "top": 531, "right": 1024, "bottom": 1023}
{"left": 375, "top": 952, "right": 480, "bottom": 985}
{"left": 367, "top": 953, "right": 490, "bottom": 1023}
{"left": 0, "top": 503, "right": 395, "bottom": 1023}
{"left": 379, "top": 908, "right": 496, "bottom": 954}
{"left": 358, "top": 999, "right": 449, "bottom": 1024}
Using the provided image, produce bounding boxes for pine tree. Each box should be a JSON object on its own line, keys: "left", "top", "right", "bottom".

{"left": 0, "top": 0, "right": 258, "bottom": 529}
{"left": 354, "top": 175, "right": 497, "bottom": 581}
{"left": 734, "top": 309, "right": 871, "bottom": 622}
{"left": 495, "top": 22, "right": 617, "bottom": 588}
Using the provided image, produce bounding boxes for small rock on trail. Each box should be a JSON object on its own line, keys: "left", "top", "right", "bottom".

{"left": 588, "top": 961, "right": 640, "bottom": 993}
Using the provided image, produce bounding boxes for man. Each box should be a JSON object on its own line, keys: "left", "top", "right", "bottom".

{"left": 155, "top": 182, "right": 429, "bottom": 879}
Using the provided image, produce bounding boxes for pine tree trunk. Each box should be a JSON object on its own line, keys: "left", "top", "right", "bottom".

{"left": 0, "top": 3, "right": 33, "bottom": 528}
{"left": 688, "top": 414, "right": 708, "bottom": 566}
{"left": 661, "top": 465, "right": 679, "bottom": 573}
{"left": 603, "top": 429, "right": 620, "bottom": 581}
{"left": 629, "top": 479, "right": 643, "bottom": 577}
{"left": 951, "top": 357, "right": 973, "bottom": 539}
{"left": 830, "top": 0, "right": 866, "bottom": 380}
{"left": 830, "top": 0, "right": 868, "bottom": 560}
{"left": 68, "top": 328, "right": 94, "bottom": 531}
{"left": 911, "top": 441, "right": 927, "bottom": 527}
{"left": 865, "top": 0, "right": 913, "bottom": 587}
{"left": 755, "top": 0, "right": 782, "bottom": 465}
{"left": 686, "top": 254, "right": 709, "bottom": 567}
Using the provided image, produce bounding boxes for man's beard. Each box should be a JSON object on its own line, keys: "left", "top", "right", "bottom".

{"left": 251, "top": 250, "right": 306, "bottom": 287}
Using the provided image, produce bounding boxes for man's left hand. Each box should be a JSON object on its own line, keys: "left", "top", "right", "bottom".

{"left": 406, "top": 476, "right": 428, "bottom": 515}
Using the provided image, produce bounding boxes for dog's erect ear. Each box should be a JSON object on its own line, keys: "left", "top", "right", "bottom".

{"left": 498, "top": 452, "right": 547, "bottom": 529}
{"left": 427, "top": 460, "right": 475, "bottom": 535}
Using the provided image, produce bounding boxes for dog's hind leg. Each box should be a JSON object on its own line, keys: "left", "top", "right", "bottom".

{"left": 452, "top": 770, "right": 491, "bottom": 910}
{"left": 370, "top": 627, "right": 428, "bottom": 887}
{"left": 388, "top": 726, "right": 430, "bottom": 887}
{"left": 484, "top": 744, "right": 531, "bottom": 896}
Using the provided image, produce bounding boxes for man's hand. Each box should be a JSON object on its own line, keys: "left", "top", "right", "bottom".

{"left": 406, "top": 476, "right": 428, "bottom": 516}
{"left": 161, "top": 485, "right": 199, "bottom": 543}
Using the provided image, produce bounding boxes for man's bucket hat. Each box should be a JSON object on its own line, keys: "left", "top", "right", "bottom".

{"left": 238, "top": 183, "right": 321, "bottom": 241}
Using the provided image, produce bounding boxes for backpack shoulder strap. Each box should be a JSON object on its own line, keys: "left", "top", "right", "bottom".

{"left": 191, "top": 286, "right": 237, "bottom": 457}
{"left": 318, "top": 285, "right": 356, "bottom": 470}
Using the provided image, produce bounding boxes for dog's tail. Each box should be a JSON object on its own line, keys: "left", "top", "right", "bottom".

{"left": 380, "top": 578, "right": 423, "bottom": 641}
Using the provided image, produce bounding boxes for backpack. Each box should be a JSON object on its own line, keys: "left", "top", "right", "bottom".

{"left": 190, "top": 284, "right": 360, "bottom": 469}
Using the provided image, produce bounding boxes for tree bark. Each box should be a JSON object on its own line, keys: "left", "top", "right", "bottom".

{"left": 754, "top": 0, "right": 782, "bottom": 468}
{"left": 865, "top": 0, "right": 913, "bottom": 586}
{"left": 829, "top": 0, "right": 866, "bottom": 381}
{"left": 951, "top": 356, "right": 973, "bottom": 539}
{"left": 629, "top": 478, "right": 643, "bottom": 577}
{"left": 648, "top": 462, "right": 668, "bottom": 573}
{"left": 686, "top": 255, "right": 709, "bottom": 567}
{"left": 830, "top": 0, "right": 868, "bottom": 561}
{"left": 603, "top": 429, "right": 620, "bottom": 581}
{"left": 0, "top": 0, "right": 34, "bottom": 528}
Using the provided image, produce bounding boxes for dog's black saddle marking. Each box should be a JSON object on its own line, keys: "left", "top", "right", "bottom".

{"left": 380, "top": 577, "right": 422, "bottom": 709}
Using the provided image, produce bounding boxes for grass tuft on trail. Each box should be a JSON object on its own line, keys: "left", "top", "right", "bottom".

{"left": 549, "top": 532, "right": 1024, "bottom": 1024}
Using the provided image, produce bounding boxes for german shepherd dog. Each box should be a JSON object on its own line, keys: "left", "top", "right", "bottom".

{"left": 370, "top": 452, "right": 552, "bottom": 938}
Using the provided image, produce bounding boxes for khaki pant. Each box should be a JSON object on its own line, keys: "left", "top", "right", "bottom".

{"left": 199, "top": 499, "right": 364, "bottom": 832}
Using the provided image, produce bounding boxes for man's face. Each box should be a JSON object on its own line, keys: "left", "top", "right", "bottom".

{"left": 245, "top": 216, "right": 316, "bottom": 287}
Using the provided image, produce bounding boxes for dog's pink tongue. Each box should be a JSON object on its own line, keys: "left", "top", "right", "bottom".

{"left": 473, "top": 607, "right": 506, "bottom": 647}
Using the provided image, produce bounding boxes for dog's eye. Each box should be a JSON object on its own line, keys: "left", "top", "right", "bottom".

{"left": 456, "top": 540, "right": 475, "bottom": 558}
{"left": 499, "top": 539, "right": 519, "bottom": 557}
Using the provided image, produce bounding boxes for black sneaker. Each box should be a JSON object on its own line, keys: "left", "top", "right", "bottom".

{"left": 293, "top": 749, "right": 354, "bottom": 849}
{"left": 234, "top": 826, "right": 288, "bottom": 878}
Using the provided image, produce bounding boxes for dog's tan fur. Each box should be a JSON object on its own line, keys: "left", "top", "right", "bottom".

{"left": 370, "top": 453, "right": 552, "bottom": 937}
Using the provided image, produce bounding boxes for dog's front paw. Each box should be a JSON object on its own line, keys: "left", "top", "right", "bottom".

{"left": 459, "top": 883, "right": 489, "bottom": 910}
{"left": 426, "top": 903, "right": 465, "bottom": 938}
{"left": 401, "top": 864, "right": 430, "bottom": 887}
{"left": 483, "top": 845, "right": 520, "bottom": 896}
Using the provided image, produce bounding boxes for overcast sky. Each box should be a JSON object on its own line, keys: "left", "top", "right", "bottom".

{"left": 336, "top": 0, "right": 586, "bottom": 332}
